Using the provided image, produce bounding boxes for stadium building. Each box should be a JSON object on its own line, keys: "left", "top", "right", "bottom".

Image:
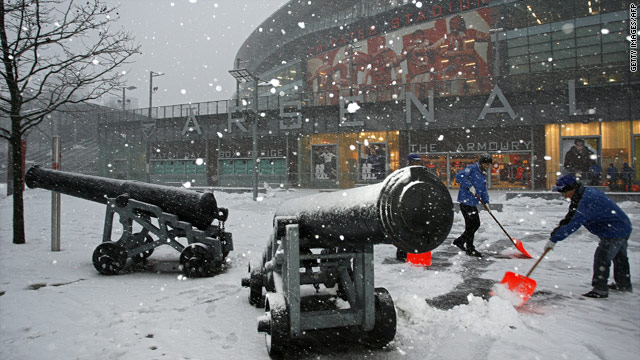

{"left": 98, "top": 0, "right": 639, "bottom": 190}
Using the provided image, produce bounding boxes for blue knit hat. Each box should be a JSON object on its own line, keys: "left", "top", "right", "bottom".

{"left": 553, "top": 174, "right": 578, "bottom": 192}
{"left": 408, "top": 153, "right": 422, "bottom": 162}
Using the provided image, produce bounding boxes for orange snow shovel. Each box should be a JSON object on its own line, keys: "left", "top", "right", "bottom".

{"left": 500, "top": 248, "right": 551, "bottom": 306}
{"left": 473, "top": 193, "right": 532, "bottom": 258}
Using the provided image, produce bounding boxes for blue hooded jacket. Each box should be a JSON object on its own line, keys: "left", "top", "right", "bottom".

{"left": 550, "top": 186, "right": 632, "bottom": 243}
{"left": 456, "top": 162, "right": 489, "bottom": 206}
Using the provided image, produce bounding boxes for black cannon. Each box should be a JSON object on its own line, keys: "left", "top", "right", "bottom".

{"left": 26, "top": 165, "right": 233, "bottom": 277}
{"left": 242, "top": 166, "right": 453, "bottom": 356}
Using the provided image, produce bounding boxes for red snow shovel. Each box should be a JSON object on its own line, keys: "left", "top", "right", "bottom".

{"left": 473, "top": 193, "right": 532, "bottom": 258}
{"left": 499, "top": 248, "right": 551, "bottom": 307}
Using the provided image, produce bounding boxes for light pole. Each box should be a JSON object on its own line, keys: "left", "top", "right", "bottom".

{"left": 121, "top": 85, "right": 136, "bottom": 121}
{"left": 228, "top": 68, "right": 259, "bottom": 201}
{"left": 148, "top": 71, "right": 164, "bottom": 121}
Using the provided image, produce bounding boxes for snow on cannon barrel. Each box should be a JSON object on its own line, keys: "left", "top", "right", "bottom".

{"left": 25, "top": 165, "right": 233, "bottom": 277}
{"left": 25, "top": 165, "right": 223, "bottom": 230}
{"left": 243, "top": 166, "right": 453, "bottom": 357}
{"left": 274, "top": 165, "right": 453, "bottom": 252}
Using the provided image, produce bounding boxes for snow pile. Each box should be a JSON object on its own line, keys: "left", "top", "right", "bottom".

{"left": 396, "top": 293, "right": 523, "bottom": 337}
{"left": 490, "top": 282, "right": 527, "bottom": 307}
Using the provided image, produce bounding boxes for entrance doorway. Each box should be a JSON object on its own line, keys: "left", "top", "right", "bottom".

{"left": 419, "top": 151, "right": 534, "bottom": 189}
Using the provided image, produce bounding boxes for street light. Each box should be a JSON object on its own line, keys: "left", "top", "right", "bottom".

{"left": 121, "top": 85, "right": 136, "bottom": 121}
{"left": 148, "top": 71, "right": 164, "bottom": 121}
{"left": 228, "top": 68, "right": 260, "bottom": 201}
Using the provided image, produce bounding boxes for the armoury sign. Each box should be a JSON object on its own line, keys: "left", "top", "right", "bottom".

{"left": 410, "top": 140, "right": 533, "bottom": 153}
{"left": 409, "top": 127, "right": 534, "bottom": 153}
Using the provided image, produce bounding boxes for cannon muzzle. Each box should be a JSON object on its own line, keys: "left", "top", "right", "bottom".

{"left": 274, "top": 166, "right": 453, "bottom": 253}
{"left": 26, "top": 165, "right": 221, "bottom": 230}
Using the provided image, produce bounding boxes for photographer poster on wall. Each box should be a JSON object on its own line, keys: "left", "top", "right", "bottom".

{"left": 561, "top": 137, "right": 600, "bottom": 184}
{"left": 312, "top": 144, "right": 337, "bottom": 180}
{"left": 359, "top": 142, "right": 387, "bottom": 181}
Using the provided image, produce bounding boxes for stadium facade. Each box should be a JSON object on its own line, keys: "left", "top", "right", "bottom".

{"left": 98, "top": 0, "right": 639, "bottom": 190}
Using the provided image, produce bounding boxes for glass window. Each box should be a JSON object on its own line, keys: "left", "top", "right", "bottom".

{"left": 508, "top": 37, "right": 528, "bottom": 48}
{"left": 164, "top": 161, "right": 174, "bottom": 174}
{"left": 259, "top": 159, "right": 274, "bottom": 175}
{"left": 602, "top": 42, "right": 627, "bottom": 54}
{"left": 509, "top": 64, "right": 530, "bottom": 75}
{"left": 529, "top": 33, "right": 551, "bottom": 44}
{"left": 577, "top": 55, "right": 601, "bottom": 66}
{"left": 576, "top": 34, "right": 601, "bottom": 47}
{"left": 552, "top": 29, "right": 574, "bottom": 41}
{"left": 221, "top": 160, "right": 234, "bottom": 175}
{"left": 576, "top": 25, "right": 600, "bottom": 37}
{"left": 529, "top": 42, "right": 551, "bottom": 53}
{"left": 531, "top": 52, "right": 552, "bottom": 62}
{"left": 508, "top": 45, "right": 529, "bottom": 57}
{"left": 152, "top": 161, "right": 163, "bottom": 175}
{"left": 185, "top": 161, "right": 196, "bottom": 174}
{"left": 602, "top": 52, "right": 627, "bottom": 64}
{"left": 553, "top": 39, "right": 575, "bottom": 50}
{"left": 602, "top": 21, "right": 626, "bottom": 32}
{"left": 273, "top": 158, "right": 287, "bottom": 175}
{"left": 531, "top": 61, "right": 552, "bottom": 72}
{"left": 553, "top": 58, "right": 577, "bottom": 69}
{"left": 174, "top": 161, "right": 185, "bottom": 174}
{"left": 577, "top": 44, "right": 601, "bottom": 56}
{"left": 553, "top": 48, "right": 576, "bottom": 59}
{"left": 510, "top": 55, "right": 529, "bottom": 65}
{"left": 601, "top": 31, "right": 626, "bottom": 43}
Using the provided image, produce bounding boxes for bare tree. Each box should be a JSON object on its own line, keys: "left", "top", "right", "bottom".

{"left": 0, "top": 0, "right": 140, "bottom": 244}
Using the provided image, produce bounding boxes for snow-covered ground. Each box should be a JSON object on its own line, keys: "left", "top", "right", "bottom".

{"left": 1, "top": 186, "right": 639, "bottom": 359}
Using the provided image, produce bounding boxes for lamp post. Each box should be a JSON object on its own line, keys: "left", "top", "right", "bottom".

{"left": 228, "top": 68, "right": 260, "bottom": 201}
{"left": 121, "top": 85, "right": 136, "bottom": 121}
{"left": 148, "top": 71, "right": 164, "bottom": 121}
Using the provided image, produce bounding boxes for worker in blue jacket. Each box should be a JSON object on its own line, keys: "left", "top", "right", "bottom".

{"left": 545, "top": 174, "right": 633, "bottom": 298}
{"left": 453, "top": 153, "right": 492, "bottom": 257}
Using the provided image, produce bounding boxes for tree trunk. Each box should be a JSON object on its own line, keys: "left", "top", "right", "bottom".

{"left": 10, "top": 122, "right": 25, "bottom": 244}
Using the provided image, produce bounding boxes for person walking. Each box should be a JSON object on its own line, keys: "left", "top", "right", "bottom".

{"left": 544, "top": 175, "right": 633, "bottom": 298}
{"left": 606, "top": 163, "right": 619, "bottom": 191}
{"left": 587, "top": 163, "right": 602, "bottom": 186}
{"left": 452, "top": 153, "right": 492, "bottom": 257}
{"left": 621, "top": 162, "right": 634, "bottom": 191}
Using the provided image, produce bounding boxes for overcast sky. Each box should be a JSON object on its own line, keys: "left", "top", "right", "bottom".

{"left": 108, "top": 0, "right": 289, "bottom": 108}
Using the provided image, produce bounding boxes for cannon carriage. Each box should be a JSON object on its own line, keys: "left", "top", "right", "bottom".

{"left": 26, "top": 165, "right": 233, "bottom": 277}
{"left": 242, "top": 166, "right": 454, "bottom": 356}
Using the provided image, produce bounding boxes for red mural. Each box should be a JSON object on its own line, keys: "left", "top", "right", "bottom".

{"left": 306, "top": 8, "right": 493, "bottom": 105}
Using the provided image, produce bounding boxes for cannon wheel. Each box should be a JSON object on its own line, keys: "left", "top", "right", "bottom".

{"left": 362, "top": 287, "right": 397, "bottom": 348}
{"left": 264, "top": 293, "right": 289, "bottom": 357}
{"left": 248, "top": 268, "right": 264, "bottom": 307}
{"left": 131, "top": 233, "right": 154, "bottom": 261}
{"left": 92, "top": 242, "right": 128, "bottom": 275}
{"left": 179, "top": 243, "right": 217, "bottom": 277}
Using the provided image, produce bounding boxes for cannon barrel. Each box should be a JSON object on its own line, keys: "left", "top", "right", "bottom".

{"left": 25, "top": 165, "right": 220, "bottom": 230}
{"left": 274, "top": 166, "right": 453, "bottom": 253}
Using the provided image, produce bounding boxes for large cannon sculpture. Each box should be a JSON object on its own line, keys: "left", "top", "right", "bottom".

{"left": 26, "top": 165, "right": 233, "bottom": 277}
{"left": 242, "top": 166, "right": 453, "bottom": 356}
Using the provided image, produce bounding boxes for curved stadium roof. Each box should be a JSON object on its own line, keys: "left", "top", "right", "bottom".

{"left": 234, "top": 0, "right": 361, "bottom": 75}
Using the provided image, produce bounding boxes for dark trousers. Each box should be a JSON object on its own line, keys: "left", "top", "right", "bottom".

{"left": 457, "top": 204, "right": 480, "bottom": 249}
{"left": 592, "top": 238, "right": 631, "bottom": 292}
